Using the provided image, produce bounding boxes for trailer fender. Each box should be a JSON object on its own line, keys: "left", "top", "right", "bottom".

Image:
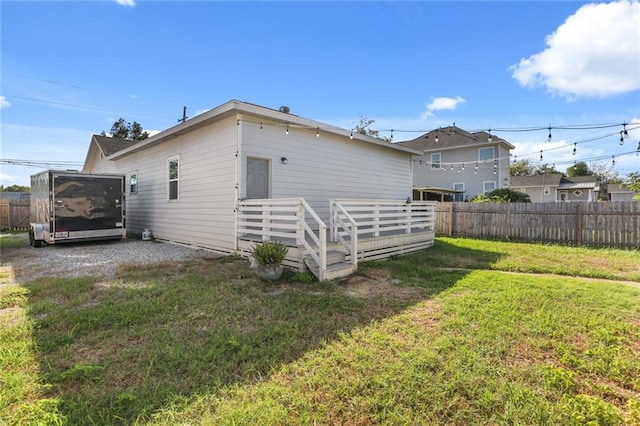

{"left": 29, "top": 223, "right": 44, "bottom": 248}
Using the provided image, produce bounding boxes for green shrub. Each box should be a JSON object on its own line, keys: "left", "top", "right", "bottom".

{"left": 559, "top": 394, "right": 622, "bottom": 425}
{"left": 251, "top": 241, "right": 288, "bottom": 266}
{"left": 469, "top": 188, "right": 531, "bottom": 203}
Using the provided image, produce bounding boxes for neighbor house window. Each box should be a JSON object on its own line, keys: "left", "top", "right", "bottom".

{"left": 168, "top": 156, "right": 179, "bottom": 200}
{"left": 431, "top": 153, "right": 441, "bottom": 169}
{"left": 129, "top": 172, "right": 138, "bottom": 194}
{"left": 453, "top": 183, "right": 465, "bottom": 202}
{"left": 479, "top": 147, "right": 494, "bottom": 161}
{"left": 483, "top": 181, "right": 496, "bottom": 194}
{"left": 573, "top": 190, "right": 582, "bottom": 197}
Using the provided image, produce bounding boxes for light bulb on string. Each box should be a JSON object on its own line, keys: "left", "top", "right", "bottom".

{"left": 540, "top": 150, "right": 543, "bottom": 161}
{"left": 612, "top": 155, "right": 616, "bottom": 166}
{"left": 457, "top": 166, "right": 461, "bottom": 173}
{"left": 316, "top": 127, "right": 320, "bottom": 138}
{"left": 547, "top": 127, "right": 552, "bottom": 142}
{"left": 474, "top": 162, "right": 478, "bottom": 174}
{"left": 461, "top": 163, "right": 465, "bottom": 171}
{"left": 435, "top": 129, "right": 439, "bottom": 143}
{"left": 260, "top": 122, "right": 263, "bottom": 130}
{"left": 623, "top": 123, "right": 629, "bottom": 138}
{"left": 619, "top": 131, "right": 624, "bottom": 145}
{"left": 573, "top": 143, "right": 576, "bottom": 155}
{"left": 286, "top": 125, "right": 289, "bottom": 135}
{"left": 350, "top": 130, "right": 353, "bottom": 140}
{"left": 390, "top": 129, "right": 394, "bottom": 141}
{"left": 487, "top": 128, "right": 492, "bottom": 143}
{"left": 450, "top": 164, "right": 454, "bottom": 171}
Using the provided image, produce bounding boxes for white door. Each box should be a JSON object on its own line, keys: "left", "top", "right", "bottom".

{"left": 247, "top": 158, "right": 270, "bottom": 199}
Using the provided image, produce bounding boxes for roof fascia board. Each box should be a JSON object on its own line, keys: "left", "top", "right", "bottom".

{"left": 108, "top": 100, "right": 422, "bottom": 160}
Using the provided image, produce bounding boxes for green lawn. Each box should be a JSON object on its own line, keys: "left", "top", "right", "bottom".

{"left": 1, "top": 237, "right": 639, "bottom": 425}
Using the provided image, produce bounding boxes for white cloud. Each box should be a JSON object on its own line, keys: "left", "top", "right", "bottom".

{"left": 421, "top": 96, "right": 466, "bottom": 118}
{"left": 115, "top": 0, "right": 136, "bottom": 7}
{"left": 0, "top": 96, "right": 10, "bottom": 109}
{"left": 510, "top": 0, "right": 640, "bottom": 98}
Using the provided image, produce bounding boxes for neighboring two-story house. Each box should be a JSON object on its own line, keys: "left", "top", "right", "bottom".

{"left": 397, "top": 126, "right": 514, "bottom": 201}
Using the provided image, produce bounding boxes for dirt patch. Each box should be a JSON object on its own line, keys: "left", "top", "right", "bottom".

{"left": 338, "top": 271, "right": 423, "bottom": 300}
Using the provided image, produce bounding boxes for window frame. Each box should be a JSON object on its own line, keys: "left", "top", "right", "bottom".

{"left": 453, "top": 182, "right": 465, "bottom": 202}
{"left": 431, "top": 152, "right": 441, "bottom": 169}
{"left": 128, "top": 171, "right": 138, "bottom": 195}
{"left": 483, "top": 181, "right": 496, "bottom": 194}
{"left": 479, "top": 147, "right": 494, "bottom": 161}
{"left": 167, "top": 155, "right": 180, "bottom": 201}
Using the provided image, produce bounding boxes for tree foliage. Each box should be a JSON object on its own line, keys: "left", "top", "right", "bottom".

{"left": 621, "top": 171, "right": 640, "bottom": 201}
{"left": 0, "top": 184, "right": 30, "bottom": 192}
{"left": 101, "top": 118, "right": 149, "bottom": 140}
{"left": 354, "top": 116, "right": 380, "bottom": 138}
{"left": 566, "top": 161, "right": 592, "bottom": 177}
{"left": 469, "top": 188, "right": 531, "bottom": 203}
{"left": 510, "top": 159, "right": 535, "bottom": 176}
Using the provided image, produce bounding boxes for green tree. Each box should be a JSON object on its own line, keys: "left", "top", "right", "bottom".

{"left": 566, "top": 161, "right": 592, "bottom": 177}
{"left": 354, "top": 116, "right": 379, "bottom": 138}
{"left": 621, "top": 171, "right": 640, "bottom": 201}
{"left": 469, "top": 188, "right": 531, "bottom": 203}
{"left": 510, "top": 159, "right": 535, "bottom": 176}
{"left": 101, "top": 118, "right": 149, "bottom": 140}
{"left": 0, "top": 184, "right": 30, "bottom": 192}
{"left": 535, "top": 163, "right": 561, "bottom": 175}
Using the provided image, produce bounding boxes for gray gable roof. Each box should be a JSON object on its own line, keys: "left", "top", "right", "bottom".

{"left": 398, "top": 125, "right": 515, "bottom": 151}
{"left": 92, "top": 134, "right": 140, "bottom": 156}
{"left": 510, "top": 173, "right": 564, "bottom": 187}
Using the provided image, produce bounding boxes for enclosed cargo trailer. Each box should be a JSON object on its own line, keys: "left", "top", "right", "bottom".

{"left": 29, "top": 170, "right": 126, "bottom": 247}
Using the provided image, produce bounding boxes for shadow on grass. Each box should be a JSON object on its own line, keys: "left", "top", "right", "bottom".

{"left": 21, "top": 240, "right": 502, "bottom": 424}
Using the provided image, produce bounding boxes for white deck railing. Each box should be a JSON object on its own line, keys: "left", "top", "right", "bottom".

{"left": 237, "top": 198, "right": 327, "bottom": 280}
{"left": 330, "top": 199, "right": 436, "bottom": 239}
{"left": 330, "top": 200, "right": 358, "bottom": 265}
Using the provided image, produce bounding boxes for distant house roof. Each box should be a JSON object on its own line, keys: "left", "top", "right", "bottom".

{"left": 558, "top": 175, "right": 600, "bottom": 191}
{"left": 607, "top": 183, "right": 633, "bottom": 194}
{"left": 92, "top": 134, "right": 140, "bottom": 156}
{"left": 397, "top": 125, "right": 515, "bottom": 152}
{"left": 510, "top": 174, "right": 600, "bottom": 191}
{"left": 510, "top": 174, "right": 564, "bottom": 187}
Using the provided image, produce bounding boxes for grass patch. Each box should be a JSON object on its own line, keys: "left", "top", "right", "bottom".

{"left": 2, "top": 238, "right": 639, "bottom": 424}
{"left": 0, "top": 231, "right": 28, "bottom": 249}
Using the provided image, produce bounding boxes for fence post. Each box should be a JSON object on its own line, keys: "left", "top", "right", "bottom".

{"left": 448, "top": 203, "right": 454, "bottom": 236}
{"left": 576, "top": 203, "right": 583, "bottom": 246}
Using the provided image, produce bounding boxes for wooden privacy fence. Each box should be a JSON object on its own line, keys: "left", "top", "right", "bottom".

{"left": 435, "top": 201, "right": 640, "bottom": 248}
{"left": 0, "top": 201, "right": 30, "bottom": 230}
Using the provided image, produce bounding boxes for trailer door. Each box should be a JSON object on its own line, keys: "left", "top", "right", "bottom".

{"left": 53, "top": 175, "right": 124, "bottom": 232}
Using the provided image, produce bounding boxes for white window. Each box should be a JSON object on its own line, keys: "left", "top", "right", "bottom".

{"left": 453, "top": 183, "right": 465, "bottom": 202}
{"left": 128, "top": 172, "right": 138, "bottom": 194}
{"left": 431, "top": 153, "right": 441, "bottom": 169}
{"left": 168, "top": 156, "right": 179, "bottom": 201}
{"left": 479, "top": 147, "right": 494, "bottom": 161}
{"left": 483, "top": 181, "right": 496, "bottom": 194}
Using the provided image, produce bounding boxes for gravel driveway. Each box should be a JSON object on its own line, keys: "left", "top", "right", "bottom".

{"left": 2, "top": 234, "right": 213, "bottom": 283}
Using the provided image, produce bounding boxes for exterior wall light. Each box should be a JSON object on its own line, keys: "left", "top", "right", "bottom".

{"left": 281, "top": 157, "right": 288, "bottom": 165}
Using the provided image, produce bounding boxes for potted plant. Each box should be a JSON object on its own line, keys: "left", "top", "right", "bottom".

{"left": 250, "top": 240, "right": 288, "bottom": 281}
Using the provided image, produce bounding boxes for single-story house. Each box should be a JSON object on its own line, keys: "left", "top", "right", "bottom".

{"left": 607, "top": 183, "right": 636, "bottom": 202}
{"left": 510, "top": 174, "right": 601, "bottom": 202}
{"left": 82, "top": 100, "right": 436, "bottom": 280}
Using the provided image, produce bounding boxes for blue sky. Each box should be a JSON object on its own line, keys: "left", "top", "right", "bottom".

{"left": 1, "top": 0, "right": 639, "bottom": 187}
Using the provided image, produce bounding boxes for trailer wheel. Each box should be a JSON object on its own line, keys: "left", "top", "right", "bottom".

{"left": 29, "top": 228, "right": 42, "bottom": 248}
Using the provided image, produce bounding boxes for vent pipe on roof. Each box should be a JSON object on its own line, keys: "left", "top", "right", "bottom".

{"left": 279, "top": 106, "right": 290, "bottom": 114}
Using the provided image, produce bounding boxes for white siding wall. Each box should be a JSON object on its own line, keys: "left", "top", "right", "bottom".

{"left": 240, "top": 119, "right": 413, "bottom": 224}
{"left": 84, "top": 118, "right": 238, "bottom": 252}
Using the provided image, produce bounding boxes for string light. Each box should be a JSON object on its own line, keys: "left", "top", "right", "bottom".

{"left": 461, "top": 163, "right": 465, "bottom": 171}
{"left": 623, "top": 123, "right": 629, "bottom": 138}
{"left": 487, "top": 128, "right": 492, "bottom": 143}
{"left": 435, "top": 129, "right": 439, "bottom": 143}
{"left": 390, "top": 129, "right": 394, "bottom": 140}
{"left": 547, "top": 126, "right": 552, "bottom": 142}
{"left": 612, "top": 155, "right": 616, "bottom": 165}
{"left": 350, "top": 130, "right": 353, "bottom": 140}
{"left": 619, "top": 131, "right": 624, "bottom": 145}
{"left": 316, "top": 127, "right": 320, "bottom": 138}
{"left": 286, "top": 125, "right": 289, "bottom": 135}
{"left": 474, "top": 162, "right": 478, "bottom": 174}
{"left": 572, "top": 143, "right": 576, "bottom": 155}
{"left": 260, "top": 122, "right": 263, "bottom": 130}
{"left": 540, "top": 150, "right": 543, "bottom": 161}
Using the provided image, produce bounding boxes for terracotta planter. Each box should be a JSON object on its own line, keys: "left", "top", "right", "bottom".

{"left": 254, "top": 264, "right": 283, "bottom": 281}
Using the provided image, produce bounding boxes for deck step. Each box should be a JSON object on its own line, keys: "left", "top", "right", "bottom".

{"left": 304, "top": 250, "right": 357, "bottom": 281}
{"left": 304, "top": 261, "right": 358, "bottom": 281}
